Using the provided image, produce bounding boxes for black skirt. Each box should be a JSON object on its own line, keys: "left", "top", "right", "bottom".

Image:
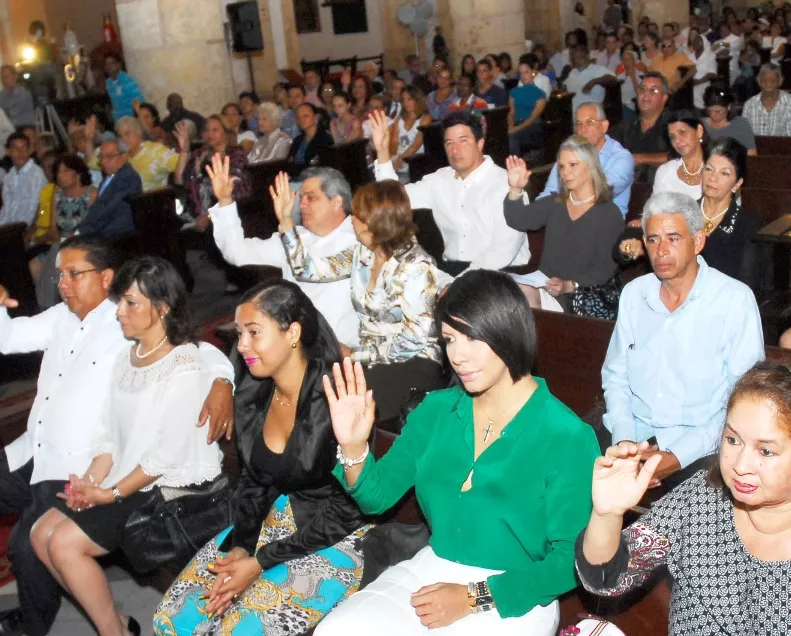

{"left": 55, "top": 488, "right": 157, "bottom": 552}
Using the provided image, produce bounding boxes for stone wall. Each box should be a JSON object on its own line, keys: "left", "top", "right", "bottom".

{"left": 450, "top": 0, "right": 526, "bottom": 71}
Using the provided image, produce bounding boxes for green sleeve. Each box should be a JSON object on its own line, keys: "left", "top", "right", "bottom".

{"left": 332, "top": 390, "right": 442, "bottom": 515}
{"left": 487, "top": 419, "right": 600, "bottom": 618}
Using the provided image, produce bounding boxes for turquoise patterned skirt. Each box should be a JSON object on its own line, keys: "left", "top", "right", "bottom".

{"left": 153, "top": 495, "right": 368, "bottom": 635}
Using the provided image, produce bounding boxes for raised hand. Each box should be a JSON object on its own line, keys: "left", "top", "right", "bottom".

{"left": 368, "top": 110, "right": 391, "bottom": 161}
{"left": 322, "top": 358, "right": 375, "bottom": 452}
{"left": 341, "top": 68, "right": 352, "bottom": 89}
{"left": 505, "top": 155, "right": 531, "bottom": 190}
{"left": 269, "top": 171, "right": 296, "bottom": 231}
{"left": 175, "top": 121, "right": 191, "bottom": 153}
{"left": 132, "top": 99, "right": 141, "bottom": 113}
{"left": 0, "top": 285, "right": 19, "bottom": 309}
{"left": 205, "top": 153, "right": 236, "bottom": 206}
{"left": 592, "top": 441, "right": 662, "bottom": 517}
{"left": 84, "top": 115, "right": 97, "bottom": 140}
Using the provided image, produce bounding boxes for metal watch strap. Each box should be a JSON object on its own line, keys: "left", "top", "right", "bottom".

{"left": 112, "top": 487, "right": 123, "bottom": 504}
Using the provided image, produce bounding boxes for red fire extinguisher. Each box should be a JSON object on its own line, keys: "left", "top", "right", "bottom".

{"left": 103, "top": 14, "right": 118, "bottom": 44}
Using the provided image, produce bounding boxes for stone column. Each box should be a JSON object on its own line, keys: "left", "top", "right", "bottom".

{"left": 632, "top": 0, "right": 689, "bottom": 28}
{"left": 114, "top": 0, "right": 300, "bottom": 116}
{"left": 449, "top": 0, "right": 526, "bottom": 69}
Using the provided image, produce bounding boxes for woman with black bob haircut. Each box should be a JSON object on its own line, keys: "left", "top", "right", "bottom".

{"left": 30, "top": 256, "right": 224, "bottom": 636}
{"left": 316, "top": 269, "right": 600, "bottom": 636}
{"left": 154, "top": 279, "right": 369, "bottom": 635}
{"left": 703, "top": 83, "right": 757, "bottom": 154}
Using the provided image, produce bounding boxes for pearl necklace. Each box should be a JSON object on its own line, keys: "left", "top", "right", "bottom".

{"left": 135, "top": 335, "right": 168, "bottom": 359}
{"left": 569, "top": 191, "right": 596, "bottom": 206}
{"left": 700, "top": 198, "right": 728, "bottom": 235}
{"left": 681, "top": 157, "right": 703, "bottom": 176}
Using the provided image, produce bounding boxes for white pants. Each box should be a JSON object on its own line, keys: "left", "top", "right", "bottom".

{"left": 315, "top": 546, "right": 559, "bottom": 636}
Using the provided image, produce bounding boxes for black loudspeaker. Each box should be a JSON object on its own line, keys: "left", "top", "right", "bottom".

{"left": 227, "top": 1, "right": 264, "bottom": 53}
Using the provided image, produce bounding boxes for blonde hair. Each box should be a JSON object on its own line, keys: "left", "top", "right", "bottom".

{"left": 555, "top": 135, "right": 611, "bottom": 204}
{"left": 206, "top": 113, "right": 238, "bottom": 148}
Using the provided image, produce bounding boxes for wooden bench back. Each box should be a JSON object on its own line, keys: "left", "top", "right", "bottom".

{"left": 238, "top": 160, "right": 291, "bottom": 239}
{"left": 756, "top": 136, "right": 791, "bottom": 156}
{"left": 319, "top": 138, "right": 371, "bottom": 191}
{"left": 745, "top": 155, "right": 791, "bottom": 189}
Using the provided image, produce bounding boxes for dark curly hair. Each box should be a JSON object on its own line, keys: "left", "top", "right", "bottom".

{"left": 109, "top": 256, "right": 194, "bottom": 346}
{"left": 53, "top": 153, "right": 92, "bottom": 187}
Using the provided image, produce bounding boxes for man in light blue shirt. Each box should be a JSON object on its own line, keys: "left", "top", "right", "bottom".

{"left": 104, "top": 53, "right": 144, "bottom": 122}
{"left": 539, "top": 102, "right": 634, "bottom": 216}
{"left": 602, "top": 191, "right": 764, "bottom": 489}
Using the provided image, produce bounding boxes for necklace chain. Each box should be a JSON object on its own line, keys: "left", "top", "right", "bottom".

{"left": 569, "top": 191, "right": 596, "bottom": 206}
{"left": 681, "top": 157, "right": 703, "bottom": 176}
{"left": 135, "top": 335, "right": 168, "bottom": 359}
{"left": 701, "top": 198, "right": 728, "bottom": 235}
{"left": 273, "top": 388, "right": 293, "bottom": 408}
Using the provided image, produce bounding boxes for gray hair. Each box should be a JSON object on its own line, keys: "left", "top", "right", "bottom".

{"left": 115, "top": 116, "right": 143, "bottom": 138}
{"left": 641, "top": 191, "right": 703, "bottom": 234}
{"left": 178, "top": 118, "right": 198, "bottom": 142}
{"left": 576, "top": 102, "right": 606, "bottom": 120}
{"left": 103, "top": 137, "right": 129, "bottom": 154}
{"left": 256, "top": 101, "right": 283, "bottom": 129}
{"left": 758, "top": 62, "right": 782, "bottom": 80}
{"left": 555, "top": 134, "right": 611, "bottom": 203}
{"left": 299, "top": 167, "right": 352, "bottom": 213}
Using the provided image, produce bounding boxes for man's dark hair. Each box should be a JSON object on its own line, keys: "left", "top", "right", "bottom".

{"left": 287, "top": 83, "right": 306, "bottom": 96}
{"left": 441, "top": 110, "right": 484, "bottom": 141}
{"left": 518, "top": 53, "right": 541, "bottom": 70}
{"left": 239, "top": 90, "right": 260, "bottom": 104}
{"left": 104, "top": 52, "right": 123, "bottom": 65}
{"left": 476, "top": 58, "right": 493, "bottom": 71}
{"left": 642, "top": 70, "right": 670, "bottom": 94}
{"left": 5, "top": 131, "right": 29, "bottom": 150}
{"left": 436, "top": 270, "right": 537, "bottom": 382}
{"left": 662, "top": 22, "right": 675, "bottom": 30}
{"left": 59, "top": 235, "right": 117, "bottom": 272}
{"left": 644, "top": 32, "right": 661, "bottom": 46}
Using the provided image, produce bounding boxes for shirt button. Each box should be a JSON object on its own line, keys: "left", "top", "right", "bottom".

{"left": 45, "top": 397, "right": 49, "bottom": 401}
{"left": 37, "top": 443, "right": 41, "bottom": 448}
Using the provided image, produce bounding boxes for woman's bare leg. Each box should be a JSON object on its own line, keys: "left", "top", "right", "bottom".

{"left": 30, "top": 509, "right": 69, "bottom": 589}
{"left": 46, "top": 518, "right": 128, "bottom": 636}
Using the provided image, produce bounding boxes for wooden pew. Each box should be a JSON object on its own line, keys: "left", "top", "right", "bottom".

{"left": 319, "top": 139, "right": 371, "bottom": 191}
{"left": 129, "top": 188, "right": 191, "bottom": 286}
{"left": 407, "top": 122, "right": 448, "bottom": 183}
{"left": 745, "top": 154, "right": 791, "bottom": 188}
{"left": 742, "top": 187, "right": 791, "bottom": 226}
{"left": 413, "top": 208, "right": 444, "bottom": 265}
{"left": 627, "top": 181, "right": 653, "bottom": 222}
{"left": 543, "top": 92, "right": 574, "bottom": 166}
{"left": 716, "top": 56, "right": 731, "bottom": 86}
{"left": 603, "top": 81, "right": 624, "bottom": 128}
{"left": 239, "top": 160, "right": 290, "bottom": 239}
{"left": 756, "top": 136, "right": 791, "bottom": 156}
{"left": 482, "top": 106, "right": 510, "bottom": 168}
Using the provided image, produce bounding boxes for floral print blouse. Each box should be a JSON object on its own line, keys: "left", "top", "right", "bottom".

{"left": 280, "top": 231, "right": 443, "bottom": 365}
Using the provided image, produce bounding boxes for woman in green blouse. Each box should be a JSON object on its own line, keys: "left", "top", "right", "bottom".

{"left": 315, "top": 270, "right": 601, "bottom": 636}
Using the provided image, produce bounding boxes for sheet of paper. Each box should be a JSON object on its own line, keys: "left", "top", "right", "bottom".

{"left": 510, "top": 270, "right": 550, "bottom": 288}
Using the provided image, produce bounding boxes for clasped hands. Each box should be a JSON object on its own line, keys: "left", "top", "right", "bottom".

{"left": 200, "top": 547, "right": 262, "bottom": 618}
{"left": 55, "top": 474, "right": 112, "bottom": 510}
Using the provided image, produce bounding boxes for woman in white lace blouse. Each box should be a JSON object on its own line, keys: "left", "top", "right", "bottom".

{"left": 30, "top": 256, "right": 224, "bottom": 636}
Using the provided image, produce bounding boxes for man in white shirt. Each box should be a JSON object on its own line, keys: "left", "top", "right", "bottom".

{"left": 0, "top": 132, "right": 47, "bottom": 228}
{"left": 713, "top": 21, "right": 743, "bottom": 84}
{"left": 596, "top": 33, "right": 622, "bottom": 73}
{"left": 0, "top": 235, "right": 234, "bottom": 636}
{"left": 211, "top": 164, "right": 360, "bottom": 346}
{"left": 368, "top": 109, "right": 531, "bottom": 276}
{"left": 564, "top": 45, "right": 617, "bottom": 115}
{"left": 689, "top": 32, "right": 717, "bottom": 110}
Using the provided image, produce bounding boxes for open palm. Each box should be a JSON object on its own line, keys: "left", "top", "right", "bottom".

{"left": 205, "top": 153, "right": 235, "bottom": 203}
{"left": 505, "top": 155, "right": 531, "bottom": 189}
{"left": 322, "top": 358, "right": 375, "bottom": 448}
{"left": 368, "top": 110, "right": 391, "bottom": 156}
{"left": 592, "top": 442, "right": 662, "bottom": 517}
{"left": 269, "top": 171, "right": 296, "bottom": 228}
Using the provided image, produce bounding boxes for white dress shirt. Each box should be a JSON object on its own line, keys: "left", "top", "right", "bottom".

{"left": 375, "top": 157, "right": 531, "bottom": 271}
{"left": 565, "top": 64, "right": 614, "bottom": 114}
{"left": 0, "top": 159, "right": 47, "bottom": 227}
{"left": 690, "top": 49, "right": 716, "bottom": 110}
{"left": 0, "top": 300, "right": 233, "bottom": 484}
{"left": 210, "top": 201, "right": 360, "bottom": 346}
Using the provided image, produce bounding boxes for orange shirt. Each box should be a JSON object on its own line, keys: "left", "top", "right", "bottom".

{"left": 651, "top": 52, "right": 695, "bottom": 86}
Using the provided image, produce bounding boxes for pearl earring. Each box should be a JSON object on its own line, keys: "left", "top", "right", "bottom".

{"left": 291, "top": 342, "right": 297, "bottom": 348}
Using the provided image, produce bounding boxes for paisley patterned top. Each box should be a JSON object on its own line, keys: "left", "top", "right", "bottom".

{"left": 281, "top": 230, "right": 443, "bottom": 365}
{"left": 575, "top": 471, "right": 791, "bottom": 635}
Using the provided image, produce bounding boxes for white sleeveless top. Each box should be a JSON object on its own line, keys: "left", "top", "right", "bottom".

{"left": 396, "top": 117, "right": 424, "bottom": 172}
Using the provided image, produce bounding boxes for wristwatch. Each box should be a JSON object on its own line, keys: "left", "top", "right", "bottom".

{"left": 112, "top": 487, "right": 123, "bottom": 504}
{"left": 570, "top": 281, "right": 580, "bottom": 292}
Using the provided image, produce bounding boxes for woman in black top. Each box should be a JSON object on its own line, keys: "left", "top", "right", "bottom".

{"left": 290, "top": 102, "right": 334, "bottom": 175}
{"left": 503, "top": 136, "right": 624, "bottom": 311}
{"left": 617, "top": 137, "right": 761, "bottom": 287}
{"left": 154, "top": 281, "right": 367, "bottom": 635}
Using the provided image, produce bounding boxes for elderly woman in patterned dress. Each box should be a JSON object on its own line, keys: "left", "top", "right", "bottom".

{"left": 153, "top": 280, "right": 368, "bottom": 635}
{"left": 575, "top": 361, "right": 791, "bottom": 635}
{"left": 271, "top": 169, "right": 451, "bottom": 422}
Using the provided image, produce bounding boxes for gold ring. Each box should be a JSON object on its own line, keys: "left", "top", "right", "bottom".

{"left": 624, "top": 243, "right": 632, "bottom": 252}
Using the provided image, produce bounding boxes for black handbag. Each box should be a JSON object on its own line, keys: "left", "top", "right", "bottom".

{"left": 121, "top": 475, "right": 233, "bottom": 573}
{"left": 571, "top": 275, "right": 623, "bottom": 321}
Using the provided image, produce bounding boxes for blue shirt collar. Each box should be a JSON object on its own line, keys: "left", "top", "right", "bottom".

{"left": 643, "top": 255, "right": 709, "bottom": 314}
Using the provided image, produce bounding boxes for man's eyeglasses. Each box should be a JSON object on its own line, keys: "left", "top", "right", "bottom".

{"left": 98, "top": 152, "right": 122, "bottom": 161}
{"left": 52, "top": 268, "right": 100, "bottom": 284}
{"left": 661, "top": 43, "right": 674, "bottom": 48}
{"left": 575, "top": 118, "right": 603, "bottom": 127}
{"left": 639, "top": 86, "right": 662, "bottom": 95}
